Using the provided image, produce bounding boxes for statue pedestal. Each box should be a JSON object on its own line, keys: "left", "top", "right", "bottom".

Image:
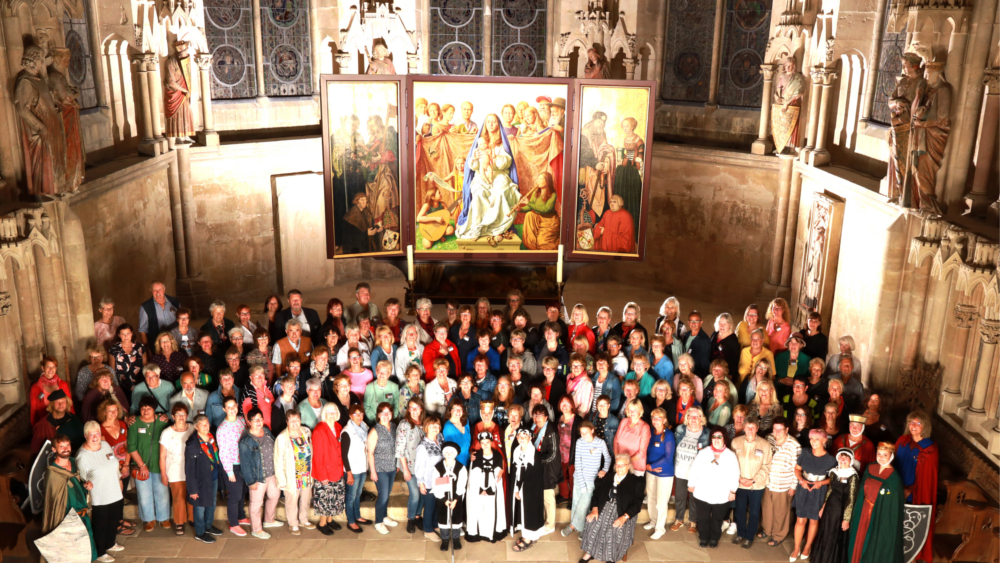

{"left": 751, "top": 138, "right": 774, "bottom": 155}
{"left": 138, "top": 138, "right": 163, "bottom": 156}
{"left": 197, "top": 130, "right": 220, "bottom": 147}
{"left": 807, "top": 148, "right": 830, "bottom": 166}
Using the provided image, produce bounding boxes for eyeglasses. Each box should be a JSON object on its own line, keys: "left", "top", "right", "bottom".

{"left": 711, "top": 435, "right": 724, "bottom": 440}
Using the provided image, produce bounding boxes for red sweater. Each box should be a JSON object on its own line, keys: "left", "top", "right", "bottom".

{"left": 421, "top": 339, "right": 461, "bottom": 381}
{"left": 311, "top": 421, "right": 344, "bottom": 482}
{"left": 30, "top": 377, "right": 74, "bottom": 426}
{"left": 568, "top": 324, "right": 596, "bottom": 355}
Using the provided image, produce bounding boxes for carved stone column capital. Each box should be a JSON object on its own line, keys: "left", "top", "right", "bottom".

{"left": 143, "top": 52, "right": 159, "bottom": 70}
{"left": 980, "top": 318, "right": 1000, "bottom": 345}
{"left": 955, "top": 303, "right": 979, "bottom": 329}
{"left": 985, "top": 69, "right": 999, "bottom": 95}
{"left": 814, "top": 67, "right": 838, "bottom": 86}
{"left": 194, "top": 53, "right": 213, "bottom": 70}
{"left": 760, "top": 63, "right": 777, "bottom": 81}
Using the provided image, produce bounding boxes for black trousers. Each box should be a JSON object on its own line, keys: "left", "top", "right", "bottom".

{"left": 694, "top": 497, "right": 729, "bottom": 543}
{"left": 225, "top": 466, "right": 247, "bottom": 527}
{"left": 91, "top": 499, "right": 124, "bottom": 555}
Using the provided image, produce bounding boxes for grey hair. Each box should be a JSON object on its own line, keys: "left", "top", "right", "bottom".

{"left": 416, "top": 298, "right": 433, "bottom": 310}
{"left": 286, "top": 318, "right": 303, "bottom": 331}
{"left": 209, "top": 300, "right": 226, "bottom": 315}
{"left": 228, "top": 327, "right": 244, "bottom": 339}
{"left": 320, "top": 401, "right": 341, "bottom": 421}
{"left": 344, "top": 322, "right": 359, "bottom": 335}
{"left": 614, "top": 453, "right": 633, "bottom": 471}
{"left": 249, "top": 365, "right": 266, "bottom": 377}
{"left": 83, "top": 420, "right": 101, "bottom": 437}
{"left": 142, "top": 364, "right": 161, "bottom": 377}
{"left": 838, "top": 335, "right": 856, "bottom": 351}
{"left": 306, "top": 377, "right": 322, "bottom": 391}
{"left": 658, "top": 296, "right": 680, "bottom": 316}
{"left": 98, "top": 297, "right": 115, "bottom": 308}
{"left": 402, "top": 323, "right": 420, "bottom": 339}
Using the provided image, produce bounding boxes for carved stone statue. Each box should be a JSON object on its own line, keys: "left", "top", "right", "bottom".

{"left": 48, "top": 48, "right": 85, "bottom": 192}
{"left": 366, "top": 44, "right": 396, "bottom": 74}
{"left": 164, "top": 40, "right": 195, "bottom": 140}
{"left": 909, "top": 61, "right": 950, "bottom": 216}
{"left": 14, "top": 45, "right": 64, "bottom": 197}
{"left": 584, "top": 47, "right": 610, "bottom": 79}
{"left": 771, "top": 56, "right": 805, "bottom": 154}
{"left": 886, "top": 53, "right": 923, "bottom": 204}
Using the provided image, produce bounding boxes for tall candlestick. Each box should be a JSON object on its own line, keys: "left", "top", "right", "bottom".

{"left": 407, "top": 245, "right": 414, "bottom": 281}
{"left": 556, "top": 244, "right": 564, "bottom": 284}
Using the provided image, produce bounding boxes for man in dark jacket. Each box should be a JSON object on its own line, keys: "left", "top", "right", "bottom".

{"left": 683, "top": 311, "right": 712, "bottom": 376}
{"left": 270, "top": 289, "right": 323, "bottom": 346}
{"left": 530, "top": 404, "right": 561, "bottom": 535}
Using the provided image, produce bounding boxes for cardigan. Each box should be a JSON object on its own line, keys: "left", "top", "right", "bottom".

{"left": 614, "top": 418, "right": 651, "bottom": 472}
{"left": 590, "top": 471, "right": 645, "bottom": 519}
{"left": 311, "top": 421, "right": 344, "bottom": 482}
{"left": 274, "top": 427, "right": 312, "bottom": 490}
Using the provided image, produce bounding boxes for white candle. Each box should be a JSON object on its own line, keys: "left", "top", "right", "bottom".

{"left": 407, "top": 245, "right": 414, "bottom": 281}
{"left": 557, "top": 244, "right": 564, "bottom": 284}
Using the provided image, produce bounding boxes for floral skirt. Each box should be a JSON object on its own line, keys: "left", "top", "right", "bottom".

{"left": 313, "top": 477, "right": 346, "bottom": 517}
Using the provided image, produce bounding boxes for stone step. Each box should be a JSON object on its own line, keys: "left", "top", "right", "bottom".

{"left": 121, "top": 480, "right": 672, "bottom": 524}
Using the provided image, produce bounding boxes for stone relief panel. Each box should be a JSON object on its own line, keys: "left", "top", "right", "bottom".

{"left": 795, "top": 194, "right": 843, "bottom": 328}
{"left": 429, "top": 0, "right": 484, "bottom": 75}
{"left": 262, "top": 0, "right": 313, "bottom": 95}
{"left": 62, "top": 10, "right": 98, "bottom": 109}
{"left": 492, "top": 0, "right": 547, "bottom": 77}
{"left": 661, "top": 0, "right": 715, "bottom": 103}
{"left": 717, "top": 0, "right": 772, "bottom": 107}
{"left": 205, "top": 0, "right": 258, "bottom": 98}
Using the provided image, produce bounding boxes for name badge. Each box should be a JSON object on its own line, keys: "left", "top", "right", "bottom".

{"left": 198, "top": 410, "right": 206, "bottom": 415}
{"left": 654, "top": 442, "right": 660, "bottom": 448}
{"left": 139, "top": 427, "right": 147, "bottom": 434}
{"left": 264, "top": 397, "right": 270, "bottom": 403}
{"left": 386, "top": 394, "right": 394, "bottom": 401}
{"left": 754, "top": 449, "right": 763, "bottom": 457}
{"left": 107, "top": 453, "right": 114, "bottom": 460}
{"left": 590, "top": 448, "right": 597, "bottom": 455}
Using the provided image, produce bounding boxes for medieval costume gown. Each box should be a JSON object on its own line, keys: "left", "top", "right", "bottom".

{"left": 813, "top": 451, "right": 860, "bottom": 563}
{"left": 847, "top": 465, "right": 904, "bottom": 563}
{"left": 43, "top": 457, "right": 98, "bottom": 561}
{"left": 509, "top": 441, "right": 545, "bottom": 540}
{"left": 895, "top": 435, "right": 938, "bottom": 563}
{"left": 432, "top": 458, "right": 468, "bottom": 533}
{"left": 466, "top": 449, "right": 507, "bottom": 542}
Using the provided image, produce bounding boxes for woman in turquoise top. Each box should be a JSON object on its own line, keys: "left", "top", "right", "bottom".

{"left": 441, "top": 401, "right": 471, "bottom": 466}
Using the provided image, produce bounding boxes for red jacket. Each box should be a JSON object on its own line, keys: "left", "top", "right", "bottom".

{"left": 422, "top": 339, "right": 461, "bottom": 381}
{"left": 30, "top": 377, "right": 74, "bottom": 426}
{"left": 311, "top": 421, "right": 344, "bottom": 482}
{"left": 568, "top": 324, "right": 596, "bottom": 355}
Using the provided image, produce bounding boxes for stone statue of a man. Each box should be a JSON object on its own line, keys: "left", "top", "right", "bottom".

{"left": 14, "top": 44, "right": 65, "bottom": 197}
{"left": 771, "top": 56, "right": 805, "bottom": 154}
{"left": 909, "top": 61, "right": 950, "bottom": 216}
{"left": 49, "top": 48, "right": 85, "bottom": 192}
{"left": 885, "top": 53, "right": 923, "bottom": 205}
{"left": 164, "top": 40, "right": 195, "bottom": 140}
{"left": 366, "top": 44, "right": 396, "bottom": 74}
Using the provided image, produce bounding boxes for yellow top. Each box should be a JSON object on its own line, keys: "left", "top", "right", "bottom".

{"left": 735, "top": 321, "right": 771, "bottom": 349}
{"left": 738, "top": 347, "right": 776, "bottom": 382}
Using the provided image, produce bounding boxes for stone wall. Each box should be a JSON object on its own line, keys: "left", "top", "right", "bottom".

{"left": 69, "top": 154, "right": 177, "bottom": 327}
{"left": 584, "top": 143, "right": 782, "bottom": 311}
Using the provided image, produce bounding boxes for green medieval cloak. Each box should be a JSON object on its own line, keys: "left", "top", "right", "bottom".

{"left": 847, "top": 465, "right": 904, "bottom": 563}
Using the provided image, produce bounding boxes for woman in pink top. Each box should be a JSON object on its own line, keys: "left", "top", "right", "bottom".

{"left": 765, "top": 298, "right": 791, "bottom": 355}
{"left": 614, "top": 398, "right": 651, "bottom": 475}
{"left": 567, "top": 354, "right": 594, "bottom": 416}
{"left": 343, "top": 347, "right": 374, "bottom": 396}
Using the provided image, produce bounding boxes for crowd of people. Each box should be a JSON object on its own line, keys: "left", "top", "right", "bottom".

{"left": 35, "top": 281, "right": 939, "bottom": 563}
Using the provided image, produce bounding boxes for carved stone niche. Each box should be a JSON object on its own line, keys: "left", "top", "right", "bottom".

{"left": 557, "top": 5, "right": 637, "bottom": 79}
{"left": 338, "top": 0, "right": 419, "bottom": 75}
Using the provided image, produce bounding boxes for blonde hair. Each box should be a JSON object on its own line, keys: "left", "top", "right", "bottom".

{"left": 622, "top": 302, "right": 640, "bottom": 321}
{"left": 905, "top": 410, "right": 932, "bottom": 440}
{"left": 651, "top": 379, "right": 673, "bottom": 400}
{"left": 155, "top": 332, "right": 179, "bottom": 355}
{"left": 766, "top": 298, "right": 790, "bottom": 323}
{"left": 571, "top": 304, "right": 590, "bottom": 325}
{"left": 753, "top": 379, "right": 775, "bottom": 404}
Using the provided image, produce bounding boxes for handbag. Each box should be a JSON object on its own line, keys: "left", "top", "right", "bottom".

{"left": 130, "top": 421, "right": 155, "bottom": 481}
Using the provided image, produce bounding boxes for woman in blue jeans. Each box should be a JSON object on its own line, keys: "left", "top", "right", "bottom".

{"left": 414, "top": 415, "right": 444, "bottom": 540}
{"left": 340, "top": 404, "right": 371, "bottom": 532}
{"left": 367, "top": 402, "right": 398, "bottom": 534}
{"left": 184, "top": 414, "right": 224, "bottom": 543}
{"left": 396, "top": 397, "right": 426, "bottom": 533}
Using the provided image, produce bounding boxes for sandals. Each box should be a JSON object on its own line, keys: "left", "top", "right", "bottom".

{"left": 513, "top": 538, "right": 535, "bottom": 552}
{"left": 116, "top": 525, "right": 136, "bottom": 537}
{"left": 767, "top": 540, "right": 780, "bottom": 547}
{"left": 174, "top": 524, "right": 185, "bottom": 536}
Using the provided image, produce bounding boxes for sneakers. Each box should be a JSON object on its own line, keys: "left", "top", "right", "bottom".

{"left": 301, "top": 522, "right": 317, "bottom": 530}
{"left": 208, "top": 526, "right": 224, "bottom": 536}
{"left": 375, "top": 523, "right": 390, "bottom": 535}
{"left": 263, "top": 520, "right": 284, "bottom": 528}
{"left": 290, "top": 527, "right": 301, "bottom": 536}
{"left": 230, "top": 526, "right": 247, "bottom": 537}
{"left": 670, "top": 521, "right": 685, "bottom": 532}
{"left": 541, "top": 526, "right": 555, "bottom": 536}
{"left": 643, "top": 522, "right": 656, "bottom": 531}
{"left": 96, "top": 555, "right": 115, "bottom": 562}
{"left": 561, "top": 526, "right": 575, "bottom": 537}
{"left": 726, "top": 521, "right": 738, "bottom": 535}
{"left": 651, "top": 530, "right": 665, "bottom": 540}
{"left": 195, "top": 533, "right": 217, "bottom": 544}
{"left": 689, "top": 523, "right": 698, "bottom": 534}
{"left": 383, "top": 517, "right": 398, "bottom": 527}
{"left": 252, "top": 530, "right": 271, "bottom": 539}
{"left": 107, "top": 544, "right": 125, "bottom": 552}
{"left": 238, "top": 518, "right": 252, "bottom": 526}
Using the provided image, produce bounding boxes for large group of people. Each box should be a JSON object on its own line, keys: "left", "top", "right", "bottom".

{"left": 37, "top": 282, "right": 938, "bottom": 563}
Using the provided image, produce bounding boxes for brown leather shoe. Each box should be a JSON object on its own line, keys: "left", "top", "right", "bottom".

{"left": 670, "top": 521, "right": 685, "bottom": 532}
{"left": 143, "top": 521, "right": 155, "bottom": 532}
{"left": 689, "top": 523, "right": 698, "bottom": 534}
{"left": 160, "top": 521, "right": 171, "bottom": 529}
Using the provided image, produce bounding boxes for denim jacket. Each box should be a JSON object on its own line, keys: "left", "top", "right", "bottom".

{"left": 237, "top": 427, "right": 274, "bottom": 485}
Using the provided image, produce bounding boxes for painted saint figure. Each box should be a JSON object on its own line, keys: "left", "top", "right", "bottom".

{"left": 366, "top": 44, "right": 396, "bottom": 74}
{"left": 48, "top": 48, "right": 85, "bottom": 192}
{"left": 586, "top": 194, "right": 634, "bottom": 254}
{"left": 14, "top": 45, "right": 63, "bottom": 196}
{"left": 518, "top": 172, "right": 560, "bottom": 250}
{"left": 454, "top": 114, "right": 520, "bottom": 242}
{"left": 164, "top": 41, "right": 195, "bottom": 140}
{"left": 909, "top": 61, "right": 950, "bottom": 216}
{"left": 332, "top": 114, "right": 367, "bottom": 251}
{"left": 771, "top": 56, "right": 805, "bottom": 154}
{"left": 613, "top": 117, "right": 644, "bottom": 233}
{"left": 583, "top": 48, "right": 611, "bottom": 79}
{"left": 363, "top": 114, "right": 400, "bottom": 227}
{"left": 885, "top": 53, "right": 923, "bottom": 205}
{"left": 343, "top": 192, "right": 383, "bottom": 253}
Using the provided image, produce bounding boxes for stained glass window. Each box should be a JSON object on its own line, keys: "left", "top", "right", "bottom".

{"left": 62, "top": 10, "right": 98, "bottom": 109}
{"left": 871, "top": 7, "right": 906, "bottom": 125}
{"left": 205, "top": 0, "right": 258, "bottom": 98}
{"left": 492, "top": 0, "right": 546, "bottom": 77}
{"left": 661, "top": 0, "right": 715, "bottom": 103}
{"left": 261, "top": 0, "right": 313, "bottom": 96}
{"left": 717, "top": 0, "right": 771, "bottom": 107}
{"left": 430, "top": 0, "right": 485, "bottom": 75}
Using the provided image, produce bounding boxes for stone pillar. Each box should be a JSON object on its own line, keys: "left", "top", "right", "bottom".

{"left": 0, "top": 280, "right": 24, "bottom": 407}
{"left": 252, "top": 0, "right": 267, "bottom": 97}
{"left": 859, "top": 0, "right": 888, "bottom": 124}
{"left": 901, "top": 254, "right": 933, "bottom": 368}
{"left": 920, "top": 269, "right": 952, "bottom": 367}
{"left": 194, "top": 53, "right": 220, "bottom": 147}
{"left": 557, "top": 56, "right": 570, "bottom": 77}
{"left": 55, "top": 203, "right": 96, "bottom": 362}
{"left": 145, "top": 53, "right": 167, "bottom": 154}
{"left": 962, "top": 69, "right": 998, "bottom": 217}
{"left": 752, "top": 64, "right": 777, "bottom": 155}
{"left": 484, "top": 0, "right": 493, "bottom": 76}
{"left": 808, "top": 68, "right": 837, "bottom": 166}
{"left": 964, "top": 318, "right": 999, "bottom": 431}
{"left": 780, "top": 168, "right": 804, "bottom": 287}
{"left": 767, "top": 153, "right": 797, "bottom": 287}
{"left": 940, "top": 302, "right": 978, "bottom": 405}
{"left": 624, "top": 59, "right": 638, "bottom": 80}
{"left": 32, "top": 246, "right": 68, "bottom": 361}
{"left": 167, "top": 154, "right": 188, "bottom": 279}
{"left": 801, "top": 72, "right": 823, "bottom": 160}
{"left": 174, "top": 141, "right": 212, "bottom": 313}
{"left": 133, "top": 54, "right": 160, "bottom": 156}
{"left": 12, "top": 252, "right": 43, "bottom": 371}
{"left": 706, "top": 0, "right": 726, "bottom": 108}
{"left": 85, "top": 0, "right": 109, "bottom": 109}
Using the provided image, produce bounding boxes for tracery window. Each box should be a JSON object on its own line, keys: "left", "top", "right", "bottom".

{"left": 261, "top": 0, "right": 313, "bottom": 95}
{"left": 661, "top": 0, "right": 716, "bottom": 103}
{"left": 429, "top": 0, "right": 485, "bottom": 75}
{"left": 62, "top": 9, "right": 98, "bottom": 109}
{"left": 870, "top": 6, "right": 907, "bottom": 125}
{"left": 491, "top": 0, "right": 546, "bottom": 77}
{"left": 717, "top": 0, "right": 771, "bottom": 107}
{"left": 205, "top": 0, "right": 258, "bottom": 98}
